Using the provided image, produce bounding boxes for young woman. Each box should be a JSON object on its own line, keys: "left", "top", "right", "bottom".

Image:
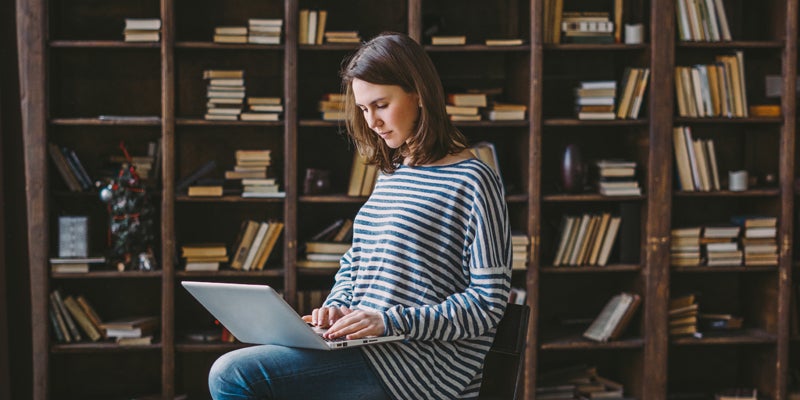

{"left": 209, "top": 32, "right": 512, "bottom": 400}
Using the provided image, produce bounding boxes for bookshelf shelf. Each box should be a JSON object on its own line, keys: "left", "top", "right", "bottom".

{"left": 543, "top": 118, "right": 649, "bottom": 127}
{"left": 49, "top": 40, "right": 161, "bottom": 49}
{"left": 51, "top": 271, "right": 163, "bottom": 279}
{"left": 16, "top": 0, "right": 799, "bottom": 398}
{"left": 175, "top": 118, "right": 284, "bottom": 127}
{"left": 539, "top": 336, "right": 645, "bottom": 351}
{"left": 670, "top": 265, "right": 779, "bottom": 273}
{"left": 175, "top": 195, "right": 285, "bottom": 203}
{"left": 542, "top": 193, "right": 646, "bottom": 202}
{"left": 676, "top": 41, "right": 784, "bottom": 49}
{"left": 670, "top": 329, "right": 777, "bottom": 346}
{"left": 539, "top": 264, "right": 641, "bottom": 273}
{"left": 543, "top": 43, "right": 648, "bottom": 51}
{"left": 175, "top": 342, "right": 250, "bottom": 352}
{"left": 50, "top": 117, "right": 162, "bottom": 126}
{"left": 175, "top": 270, "right": 283, "bottom": 278}
{"left": 673, "top": 117, "right": 783, "bottom": 124}
{"left": 423, "top": 44, "right": 532, "bottom": 52}
{"left": 175, "top": 42, "right": 285, "bottom": 50}
{"left": 672, "top": 189, "right": 781, "bottom": 197}
{"left": 51, "top": 343, "right": 162, "bottom": 353}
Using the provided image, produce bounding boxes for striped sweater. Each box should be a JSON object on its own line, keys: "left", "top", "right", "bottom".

{"left": 323, "top": 158, "right": 513, "bottom": 399}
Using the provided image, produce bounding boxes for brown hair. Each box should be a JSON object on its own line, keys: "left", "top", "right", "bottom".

{"left": 341, "top": 32, "right": 467, "bottom": 173}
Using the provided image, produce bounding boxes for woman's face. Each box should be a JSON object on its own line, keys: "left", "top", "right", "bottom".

{"left": 351, "top": 78, "right": 420, "bottom": 149}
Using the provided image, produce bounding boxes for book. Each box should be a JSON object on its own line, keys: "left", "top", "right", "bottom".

{"left": 100, "top": 316, "right": 159, "bottom": 338}
{"left": 583, "top": 292, "right": 641, "bottom": 342}
{"left": 431, "top": 35, "right": 467, "bottom": 45}
{"left": 63, "top": 296, "right": 102, "bottom": 341}
{"left": 305, "top": 241, "right": 351, "bottom": 254}
{"left": 176, "top": 160, "right": 217, "bottom": 193}
{"left": 230, "top": 220, "right": 260, "bottom": 269}
{"left": 51, "top": 290, "right": 82, "bottom": 341}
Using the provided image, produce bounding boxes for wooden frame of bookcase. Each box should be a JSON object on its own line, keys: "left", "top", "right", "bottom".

{"left": 15, "top": 0, "right": 799, "bottom": 398}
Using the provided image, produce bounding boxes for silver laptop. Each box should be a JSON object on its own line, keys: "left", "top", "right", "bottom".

{"left": 182, "top": 281, "right": 406, "bottom": 350}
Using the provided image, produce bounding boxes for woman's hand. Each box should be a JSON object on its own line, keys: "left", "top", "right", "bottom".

{"left": 324, "top": 308, "right": 385, "bottom": 340}
{"left": 301, "top": 305, "right": 349, "bottom": 328}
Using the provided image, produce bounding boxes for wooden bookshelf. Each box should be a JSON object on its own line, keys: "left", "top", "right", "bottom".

{"left": 14, "top": 0, "right": 799, "bottom": 398}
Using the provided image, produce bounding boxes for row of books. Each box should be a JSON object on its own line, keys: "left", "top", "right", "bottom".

{"left": 48, "top": 143, "right": 93, "bottom": 192}
{"left": 230, "top": 220, "right": 285, "bottom": 270}
{"left": 511, "top": 233, "right": 530, "bottom": 270}
{"left": 615, "top": 67, "right": 650, "bottom": 120}
{"left": 298, "top": 9, "right": 331, "bottom": 45}
{"left": 429, "top": 35, "right": 524, "bottom": 46}
{"left": 670, "top": 217, "right": 778, "bottom": 267}
{"left": 213, "top": 18, "right": 283, "bottom": 45}
{"left": 675, "top": 52, "right": 749, "bottom": 118}
{"left": 346, "top": 152, "right": 379, "bottom": 197}
{"left": 595, "top": 159, "right": 641, "bottom": 196}
{"left": 446, "top": 92, "right": 527, "bottom": 121}
{"left": 672, "top": 126, "right": 722, "bottom": 192}
{"left": 536, "top": 364, "right": 629, "bottom": 399}
{"left": 675, "top": 0, "right": 732, "bottom": 42}
{"left": 123, "top": 18, "right": 160, "bottom": 42}
{"left": 49, "top": 289, "right": 158, "bottom": 345}
{"left": 560, "top": 11, "right": 614, "bottom": 44}
{"left": 552, "top": 212, "right": 622, "bottom": 267}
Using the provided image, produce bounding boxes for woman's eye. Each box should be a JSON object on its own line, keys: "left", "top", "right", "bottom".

{"left": 376, "top": 104, "right": 387, "bottom": 109}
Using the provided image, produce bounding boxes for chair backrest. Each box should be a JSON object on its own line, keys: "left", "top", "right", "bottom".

{"left": 478, "top": 303, "right": 531, "bottom": 400}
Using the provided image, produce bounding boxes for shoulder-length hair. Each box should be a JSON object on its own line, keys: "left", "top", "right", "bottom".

{"left": 341, "top": 32, "right": 467, "bottom": 173}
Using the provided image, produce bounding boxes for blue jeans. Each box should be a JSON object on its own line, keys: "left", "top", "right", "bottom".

{"left": 208, "top": 344, "right": 392, "bottom": 400}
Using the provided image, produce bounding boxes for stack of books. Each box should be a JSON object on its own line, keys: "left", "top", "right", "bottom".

{"left": 575, "top": 80, "right": 616, "bottom": 120}
{"left": 324, "top": 31, "right": 361, "bottom": 44}
{"left": 446, "top": 92, "right": 487, "bottom": 121}
{"left": 240, "top": 97, "right": 283, "bottom": 121}
{"left": 49, "top": 256, "right": 106, "bottom": 274}
{"left": 511, "top": 233, "right": 530, "bottom": 270}
{"left": 346, "top": 152, "right": 378, "bottom": 197}
{"left": 674, "top": 51, "right": 748, "bottom": 118}
{"left": 560, "top": 11, "right": 614, "bottom": 44}
{"left": 595, "top": 159, "right": 641, "bottom": 196}
{"left": 99, "top": 315, "right": 159, "bottom": 345}
{"left": 298, "top": 218, "right": 353, "bottom": 268}
{"left": 552, "top": 212, "right": 622, "bottom": 267}
{"left": 123, "top": 18, "right": 161, "bottom": 42}
{"left": 485, "top": 103, "right": 527, "bottom": 121}
{"left": 213, "top": 26, "right": 248, "bottom": 43}
{"left": 699, "top": 312, "right": 744, "bottom": 332}
{"left": 248, "top": 18, "right": 282, "bottom": 44}
{"left": 615, "top": 67, "right": 650, "bottom": 119}
{"left": 204, "top": 69, "right": 245, "bottom": 121}
{"left": 702, "top": 225, "right": 742, "bottom": 266}
{"left": 536, "top": 365, "right": 628, "bottom": 400}
{"left": 672, "top": 126, "right": 721, "bottom": 192}
{"left": 431, "top": 35, "right": 467, "bottom": 45}
{"left": 181, "top": 243, "right": 228, "bottom": 271}
{"left": 241, "top": 178, "right": 283, "bottom": 198}
{"left": 676, "top": 0, "right": 732, "bottom": 42}
{"left": 734, "top": 216, "right": 778, "bottom": 266}
{"left": 298, "top": 9, "right": 328, "bottom": 45}
{"left": 319, "top": 93, "right": 345, "bottom": 121}
{"left": 670, "top": 226, "right": 702, "bottom": 267}
{"left": 300, "top": 241, "right": 351, "bottom": 269}
{"left": 227, "top": 150, "right": 270, "bottom": 180}
{"left": 229, "top": 220, "right": 285, "bottom": 270}
{"left": 669, "top": 293, "right": 700, "bottom": 337}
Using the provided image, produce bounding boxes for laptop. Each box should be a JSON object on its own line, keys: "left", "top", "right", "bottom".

{"left": 182, "top": 281, "right": 406, "bottom": 350}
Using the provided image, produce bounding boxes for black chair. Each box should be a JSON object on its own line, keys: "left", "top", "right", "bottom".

{"left": 478, "top": 303, "right": 531, "bottom": 400}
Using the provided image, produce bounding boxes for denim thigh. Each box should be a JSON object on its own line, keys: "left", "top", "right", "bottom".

{"left": 208, "top": 344, "right": 391, "bottom": 400}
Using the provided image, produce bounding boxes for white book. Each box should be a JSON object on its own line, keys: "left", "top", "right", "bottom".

{"left": 242, "top": 222, "right": 270, "bottom": 270}
{"left": 307, "top": 10, "right": 318, "bottom": 45}
{"left": 124, "top": 18, "right": 161, "bottom": 31}
{"left": 713, "top": 0, "right": 732, "bottom": 40}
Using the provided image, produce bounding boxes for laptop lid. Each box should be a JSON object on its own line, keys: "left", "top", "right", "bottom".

{"left": 181, "top": 281, "right": 405, "bottom": 350}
